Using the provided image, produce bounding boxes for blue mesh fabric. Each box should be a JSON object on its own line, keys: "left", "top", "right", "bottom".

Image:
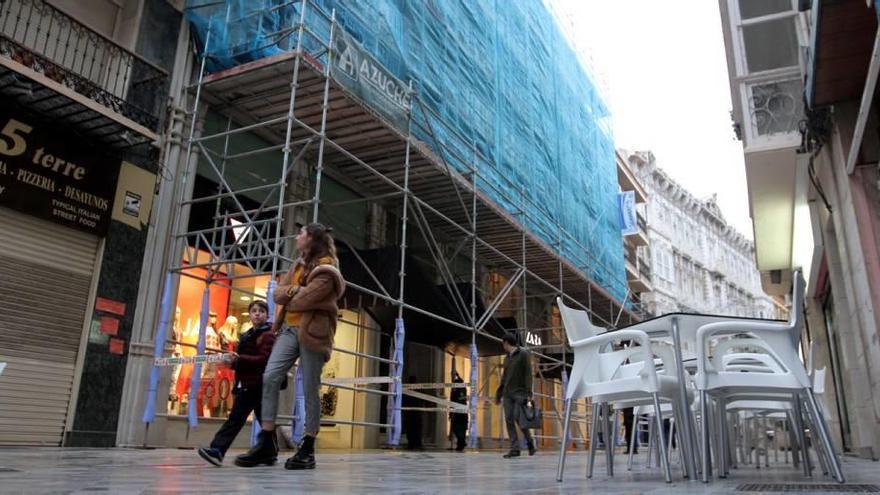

{"left": 185, "top": 0, "right": 627, "bottom": 302}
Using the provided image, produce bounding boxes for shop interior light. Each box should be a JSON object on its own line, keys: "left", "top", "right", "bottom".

{"left": 230, "top": 218, "right": 251, "bottom": 244}
{"left": 240, "top": 296, "right": 251, "bottom": 301}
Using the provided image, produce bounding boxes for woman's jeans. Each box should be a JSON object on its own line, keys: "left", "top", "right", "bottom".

{"left": 261, "top": 325, "right": 325, "bottom": 436}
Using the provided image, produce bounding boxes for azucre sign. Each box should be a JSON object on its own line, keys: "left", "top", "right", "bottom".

{"left": 332, "top": 27, "right": 411, "bottom": 132}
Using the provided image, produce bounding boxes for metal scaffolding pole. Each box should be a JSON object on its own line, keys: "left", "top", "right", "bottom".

{"left": 469, "top": 170, "right": 479, "bottom": 449}
{"left": 311, "top": 10, "right": 335, "bottom": 223}
{"left": 271, "top": 0, "right": 308, "bottom": 283}
{"left": 388, "top": 81, "right": 414, "bottom": 447}
{"left": 148, "top": 0, "right": 639, "bottom": 450}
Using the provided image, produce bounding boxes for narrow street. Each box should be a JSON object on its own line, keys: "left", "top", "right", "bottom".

{"left": 0, "top": 448, "right": 878, "bottom": 494}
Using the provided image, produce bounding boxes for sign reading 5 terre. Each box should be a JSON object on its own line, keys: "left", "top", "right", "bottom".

{"left": 0, "top": 108, "right": 119, "bottom": 236}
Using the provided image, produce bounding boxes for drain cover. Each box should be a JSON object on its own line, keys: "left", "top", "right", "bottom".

{"left": 737, "top": 484, "right": 880, "bottom": 493}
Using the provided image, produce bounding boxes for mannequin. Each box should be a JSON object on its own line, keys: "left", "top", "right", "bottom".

{"left": 174, "top": 316, "right": 200, "bottom": 406}
{"left": 168, "top": 306, "right": 184, "bottom": 414}
{"left": 218, "top": 316, "right": 239, "bottom": 348}
{"left": 215, "top": 316, "right": 239, "bottom": 414}
{"left": 200, "top": 312, "right": 222, "bottom": 416}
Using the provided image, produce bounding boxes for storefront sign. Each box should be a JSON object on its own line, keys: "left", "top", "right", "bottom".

{"left": 332, "top": 27, "right": 412, "bottom": 133}
{"left": 95, "top": 297, "right": 127, "bottom": 316}
{"left": 0, "top": 108, "right": 119, "bottom": 235}
{"left": 525, "top": 331, "right": 542, "bottom": 347}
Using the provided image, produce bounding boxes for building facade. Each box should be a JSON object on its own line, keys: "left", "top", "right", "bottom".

{"left": 617, "top": 150, "right": 652, "bottom": 313}
{"left": 0, "top": 0, "right": 180, "bottom": 446}
{"left": 52, "top": 0, "right": 632, "bottom": 451}
{"left": 719, "top": 0, "right": 880, "bottom": 459}
{"left": 626, "top": 151, "right": 780, "bottom": 319}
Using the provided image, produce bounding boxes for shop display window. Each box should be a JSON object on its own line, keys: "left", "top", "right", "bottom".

{"left": 165, "top": 250, "right": 270, "bottom": 419}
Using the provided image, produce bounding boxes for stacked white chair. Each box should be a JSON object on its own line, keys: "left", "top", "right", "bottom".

{"left": 693, "top": 270, "right": 844, "bottom": 483}
{"left": 555, "top": 297, "right": 683, "bottom": 483}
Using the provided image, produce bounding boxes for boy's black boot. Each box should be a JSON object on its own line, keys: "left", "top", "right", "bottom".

{"left": 234, "top": 430, "right": 278, "bottom": 467}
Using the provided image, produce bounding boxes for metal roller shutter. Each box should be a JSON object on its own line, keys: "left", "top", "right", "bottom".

{"left": 0, "top": 206, "right": 99, "bottom": 445}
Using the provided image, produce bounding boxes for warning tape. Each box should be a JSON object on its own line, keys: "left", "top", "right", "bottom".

{"left": 402, "top": 382, "right": 467, "bottom": 390}
{"left": 401, "top": 388, "right": 469, "bottom": 411}
{"left": 152, "top": 354, "right": 226, "bottom": 366}
{"left": 323, "top": 376, "right": 396, "bottom": 386}
{"left": 400, "top": 406, "right": 468, "bottom": 413}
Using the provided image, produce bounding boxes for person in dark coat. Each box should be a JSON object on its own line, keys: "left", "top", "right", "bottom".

{"left": 495, "top": 333, "right": 535, "bottom": 458}
{"left": 403, "top": 375, "right": 424, "bottom": 450}
{"left": 622, "top": 407, "right": 637, "bottom": 454}
{"left": 449, "top": 371, "right": 468, "bottom": 452}
{"left": 198, "top": 300, "right": 276, "bottom": 466}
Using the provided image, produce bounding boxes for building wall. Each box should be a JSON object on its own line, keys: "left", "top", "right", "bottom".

{"left": 64, "top": 2, "right": 181, "bottom": 448}
{"left": 0, "top": 0, "right": 179, "bottom": 446}
{"left": 717, "top": 0, "right": 880, "bottom": 459}
{"left": 807, "top": 100, "right": 880, "bottom": 459}
{"left": 628, "top": 151, "right": 778, "bottom": 319}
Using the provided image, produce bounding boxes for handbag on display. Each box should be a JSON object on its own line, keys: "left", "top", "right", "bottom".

{"left": 519, "top": 398, "right": 543, "bottom": 430}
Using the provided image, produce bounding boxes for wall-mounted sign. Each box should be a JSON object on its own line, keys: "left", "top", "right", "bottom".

{"left": 111, "top": 161, "right": 155, "bottom": 231}
{"left": 618, "top": 190, "right": 639, "bottom": 236}
{"left": 332, "top": 26, "right": 412, "bottom": 133}
{"left": 525, "top": 331, "right": 542, "bottom": 347}
{"left": 109, "top": 337, "right": 126, "bottom": 355}
{"left": 99, "top": 316, "right": 120, "bottom": 336}
{"left": 0, "top": 107, "right": 119, "bottom": 236}
{"left": 122, "top": 191, "right": 141, "bottom": 218}
{"left": 95, "top": 297, "right": 126, "bottom": 316}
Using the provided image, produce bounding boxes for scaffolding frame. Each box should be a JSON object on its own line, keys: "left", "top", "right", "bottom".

{"left": 143, "top": 0, "right": 642, "bottom": 447}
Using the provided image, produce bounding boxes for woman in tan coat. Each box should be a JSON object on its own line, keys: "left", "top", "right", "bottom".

{"left": 235, "top": 222, "right": 345, "bottom": 470}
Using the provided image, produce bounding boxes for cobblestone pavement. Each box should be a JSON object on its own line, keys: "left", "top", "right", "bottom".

{"left": 0, "top": 447, "right": 877, "bottom": 494}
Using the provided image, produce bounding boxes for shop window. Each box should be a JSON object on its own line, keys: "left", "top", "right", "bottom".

{"left": 166, "top": 250, "right": 271, "bottom": 419}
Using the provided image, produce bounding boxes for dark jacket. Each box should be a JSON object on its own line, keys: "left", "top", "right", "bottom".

{"left": 496, "top": 348, "right": 532, "bottom": 401}
{"left": 233, "top": 323, "right": 275, "bottom": 390}
{"left": 450, "top": 379, "right": 467, "bottom": 419}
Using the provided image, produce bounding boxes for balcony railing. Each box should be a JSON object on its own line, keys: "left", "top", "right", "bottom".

{"left": 624, "top": 242, "right": 638, "bottom": 269}
{"left": 0, "top": 0, "right": 168, "bottom": 132}
{"left": 637, "top": 211, "right": 647, "bottom": 235}
{"left": 638, "top": 255, "right": 651, "bottom": 281}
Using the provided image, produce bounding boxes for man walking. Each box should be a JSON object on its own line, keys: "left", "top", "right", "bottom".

{"left": 495, "top": 333, "right": 536, "bottom": 458}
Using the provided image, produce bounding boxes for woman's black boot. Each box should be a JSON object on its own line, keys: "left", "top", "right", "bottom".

{"left": 284, "top": 435, "right": 316, "bottom": 470}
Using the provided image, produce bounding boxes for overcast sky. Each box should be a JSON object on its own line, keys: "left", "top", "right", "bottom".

{"left": 551, "top": 0, "right": 754, "bottom": 238}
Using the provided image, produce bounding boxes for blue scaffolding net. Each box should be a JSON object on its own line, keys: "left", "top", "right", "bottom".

{"left": 185, "top": 0, "right": 628, "bottom": 302}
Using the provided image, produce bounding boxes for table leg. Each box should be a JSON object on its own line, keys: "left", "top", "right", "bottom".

{"left": 672, "top": 318, "right": 699, "bottom": 480}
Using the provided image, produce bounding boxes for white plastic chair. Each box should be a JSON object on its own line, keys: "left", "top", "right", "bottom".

{"left": 693, "top": 271, "right": 844, "bottom": 483}
{"left": 556, "top": 297, "right": 679, "bottom": 483}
